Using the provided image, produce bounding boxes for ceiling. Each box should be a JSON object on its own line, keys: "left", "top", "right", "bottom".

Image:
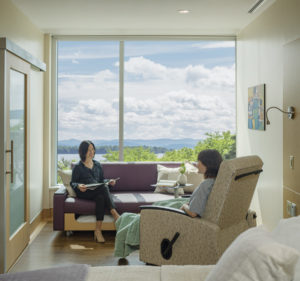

{"left": 11, "top": 0, "right": 277, "bottom": 36}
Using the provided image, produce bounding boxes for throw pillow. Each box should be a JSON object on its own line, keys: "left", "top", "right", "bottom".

{"left": 57, "top": 169, "right": 77, "bottom": 198}
{"left": 155, "top": 165, "right": 184, "bottom": 195}
{"left": 184, "top": 162, "right": 203, "bottom": 193}
{"left": 157, "top": 164, "right": 181, "bottom": 181}
{"left": 155, "top": 163, "right": 203, "bottom": 194}
{"left": 205, "top": 227, "right": 299, "bottom": 281}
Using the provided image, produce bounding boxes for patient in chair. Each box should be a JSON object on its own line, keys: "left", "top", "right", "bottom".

{"left": 180, "top": 149, "right": 223, "bottom": 217}
{"left": 114, "top": 149, "right": 223, "bottom": 259}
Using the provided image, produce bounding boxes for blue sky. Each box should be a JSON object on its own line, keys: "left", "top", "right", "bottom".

{"left": 57, "top": 40, "right": 236, "bottom": 141}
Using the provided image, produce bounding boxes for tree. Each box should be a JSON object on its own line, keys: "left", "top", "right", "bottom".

{"left": 104, "top": 146, "right": 158, "bottom": 162}
{"left": 194, "top": 131, "right": 236, "bottom": 159}
{"left": 160, "top": 131, "right": 236, "bottom": 161}
{"left": 160, "top": 147, "right": 196, "bottom": 161}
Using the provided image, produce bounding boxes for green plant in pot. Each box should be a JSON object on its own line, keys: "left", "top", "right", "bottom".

{"left": 177, "top": 162, "right": 187, "bottom": 185}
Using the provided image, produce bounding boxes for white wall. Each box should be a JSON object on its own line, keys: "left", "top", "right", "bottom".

{"left": 237, "top": 0, "right": 300, "bottom": 230}
{"left": 0, "top": 0, "right": 44, "bottom": 222}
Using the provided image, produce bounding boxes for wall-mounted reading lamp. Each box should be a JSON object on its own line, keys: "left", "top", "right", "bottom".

{"left": 265, "top": 106, "right": 295, "bottom": 125}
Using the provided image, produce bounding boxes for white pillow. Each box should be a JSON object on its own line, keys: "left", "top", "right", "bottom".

{"left": 155, "top": 163, "right": 203, "bottom": 194}
{"left": 205, "top": 227, "right": 299, "bottom": 281}
{"left": 184, "top": 162, "right": 203, "bottom": 193}
{"left": 57, "top": 169, "right": 77, "bottom": 198}
{"left": 157, "top": 164, "right": 181, "bottom": 181}
{"left": 271, "top": 216, "right": 300, "bottom": 281}
{"left": 155, "top": 165, "right": 184, "bottom": 195}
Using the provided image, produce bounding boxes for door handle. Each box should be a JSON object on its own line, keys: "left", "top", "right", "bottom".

{"left": 5, "top": 140, "right": 13, "bottom": 183}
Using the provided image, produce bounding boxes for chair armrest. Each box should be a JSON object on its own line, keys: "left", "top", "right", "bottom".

{"left": 53, "top": 185, "right": 68, "bottom": 231}
{"left": 140, "top": 205, "right": 189, "bottom": 216}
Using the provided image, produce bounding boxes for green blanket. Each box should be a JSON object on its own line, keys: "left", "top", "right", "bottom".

{"left": 114, "top": 198, "right": 189, "bottom": 258}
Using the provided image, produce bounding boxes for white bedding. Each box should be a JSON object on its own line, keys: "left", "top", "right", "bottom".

{"left": 87, "top": 265, "right": 214, "bottom": 281}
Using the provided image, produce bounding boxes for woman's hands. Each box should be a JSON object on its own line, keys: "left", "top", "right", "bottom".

{"left": 180, "top": 203, "right": 198, "bottom": 218}
{"left": 180, "top": 204, "right": 187, "bottom": 211}
{"left": 78, "top": 184, "right": 87, "bottom": 192}
{"left": 108, "top": 179, "right": 116, "bottom": 186}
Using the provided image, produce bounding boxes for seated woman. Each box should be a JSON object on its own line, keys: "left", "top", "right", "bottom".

{"left": 70, "top": 140, "right": 120, "bottom": 243}
{"left": 180, "top": 149, "right": 223, "bottom": 217}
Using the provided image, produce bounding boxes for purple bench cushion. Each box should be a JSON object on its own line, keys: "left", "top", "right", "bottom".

{"left": 101, "top": 162, "right": 180, "bottom": 192}
{"left": 64, "top": 192, "right": 174, "bottom": 215}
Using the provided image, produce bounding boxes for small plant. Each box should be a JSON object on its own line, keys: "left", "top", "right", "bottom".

{"left": 179, "top": 162, "right": 186, "bottom": 174}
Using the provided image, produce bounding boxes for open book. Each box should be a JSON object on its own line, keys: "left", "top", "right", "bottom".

{"left": 156, "top": 180, "right": 178, "bottom": 188}
{"left": 85, "top": 183, "right": 107, "bottom": 190}
{"left": 84, "top": 178, "right": 120, "bottom": 190}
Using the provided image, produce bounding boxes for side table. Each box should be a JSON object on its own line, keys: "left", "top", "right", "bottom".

{"left": 151, "top": 183, "right": 193, "bottom": 198}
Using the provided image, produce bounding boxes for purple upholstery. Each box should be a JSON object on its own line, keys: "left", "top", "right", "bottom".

{"left": 53, "top": 186, "right": 68, "bottom": 230}
{"left": 102, "top": 162, "right": 179, "bottom": 192}
{"left": 53, "top": 162, "right": 181, "bottom": 231}
{"left": 64, "top": 192, "right": 174, "bottom": 215}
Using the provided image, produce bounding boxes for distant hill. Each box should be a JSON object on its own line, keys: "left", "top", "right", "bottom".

{"left": 58, "top": 138, "right": 200, "bottom": 150}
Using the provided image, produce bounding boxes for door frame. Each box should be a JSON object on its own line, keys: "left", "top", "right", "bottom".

{"left": 5, "top": 50, "right": 31, "bottom": 271}
{"left": 0, "top": 37, "right": 45, "bottom": 274}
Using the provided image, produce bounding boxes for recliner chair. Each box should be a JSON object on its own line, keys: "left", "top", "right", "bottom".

{"left": 139, "top": 155, "right": 263, "bottom": 265}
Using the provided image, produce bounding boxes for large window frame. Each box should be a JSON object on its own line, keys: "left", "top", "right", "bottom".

{"left": 51, "top": 35, "right": 236, "bottom": 185}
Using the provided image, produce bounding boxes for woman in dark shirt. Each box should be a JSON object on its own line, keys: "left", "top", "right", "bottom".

{"left": 70, "top": 140, "right": 120, "bottom": 243}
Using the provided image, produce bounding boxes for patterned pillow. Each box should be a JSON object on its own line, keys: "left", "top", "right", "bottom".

{"left": 155, "top": 165, "right": 184, "bottom": 195}
{"left": 184, "top": 162, "right": 204, "bottom": 193}
{"left": 57, "top": 169, "right": 76, "bottom": 198}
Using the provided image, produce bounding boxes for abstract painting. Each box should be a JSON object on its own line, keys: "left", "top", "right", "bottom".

{"left": 248, "top": 84, "right": 265, "bottom": 130}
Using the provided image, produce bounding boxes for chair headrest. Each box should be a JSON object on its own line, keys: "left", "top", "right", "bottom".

{"left": 203, "top": 155, "right": 263, "bottom": 228}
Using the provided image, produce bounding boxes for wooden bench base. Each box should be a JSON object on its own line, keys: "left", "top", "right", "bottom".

{"left": 64, "top": 213, "right": 116, "bottom": 231}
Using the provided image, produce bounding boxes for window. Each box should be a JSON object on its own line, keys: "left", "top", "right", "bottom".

{"left": 57, "top": 40, "right": 119, "bottom": 168}
{"left": 54, "top": 37, "right": 236, "bottom": 180}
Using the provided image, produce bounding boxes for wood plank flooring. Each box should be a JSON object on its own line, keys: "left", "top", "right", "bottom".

{"left": 9, "top": 222, "right": 144, "bottom": 273}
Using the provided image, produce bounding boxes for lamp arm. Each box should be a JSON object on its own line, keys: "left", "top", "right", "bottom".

{"left": 265, "top": 106, "right": 295, "bottom": 125}
{"left": 266, "top": 106, "right": 290, "bottom": 115}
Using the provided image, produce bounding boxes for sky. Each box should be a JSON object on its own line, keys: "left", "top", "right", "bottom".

{"left": 57, "top": 40, "right": 236, "bottom": 141}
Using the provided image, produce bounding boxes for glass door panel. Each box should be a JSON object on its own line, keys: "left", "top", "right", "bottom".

{"left": 9, "top": 69, "right": 25, "bottom": 236}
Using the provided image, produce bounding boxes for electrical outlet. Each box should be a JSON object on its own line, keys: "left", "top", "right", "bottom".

{"left": 287, "top": 200, "right": 297, "bottom": 216}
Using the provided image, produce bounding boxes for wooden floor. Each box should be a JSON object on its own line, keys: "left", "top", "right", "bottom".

{"left": 10, "top": 222, "right": 144, "bottom": 273}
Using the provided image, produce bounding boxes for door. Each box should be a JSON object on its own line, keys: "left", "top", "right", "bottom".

{"left": 5, "top": 51, "right": 30, "bottom": 270}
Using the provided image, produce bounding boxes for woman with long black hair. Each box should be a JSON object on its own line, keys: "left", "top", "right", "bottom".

{"left": 70, "top": 140, "right": 120, "bottom": 243}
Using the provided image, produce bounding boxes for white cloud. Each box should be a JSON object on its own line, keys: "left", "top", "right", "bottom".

{"left": 58, "top": 56, "right": 235, "bottom": 141}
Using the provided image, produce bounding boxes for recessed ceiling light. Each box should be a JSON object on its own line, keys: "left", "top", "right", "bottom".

{"left": 177, "top": 9, "right": 190, "bottom": 14}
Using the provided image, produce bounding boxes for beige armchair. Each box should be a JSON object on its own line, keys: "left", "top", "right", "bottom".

{"left": 139, "top": 155, "right": 263, "bottom": 265}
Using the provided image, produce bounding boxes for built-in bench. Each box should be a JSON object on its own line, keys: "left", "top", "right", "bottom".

{"left": 53, "top": 162, "right": 202, "bottom": 232}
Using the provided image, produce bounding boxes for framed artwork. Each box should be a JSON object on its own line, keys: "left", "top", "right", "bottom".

{"left": 248, "top": 84, "right": 265, "bottom": 130}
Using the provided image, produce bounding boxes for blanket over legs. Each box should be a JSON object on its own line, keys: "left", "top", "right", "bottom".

{"left": 114, "top": 198, "right": 189, "bottom": 258}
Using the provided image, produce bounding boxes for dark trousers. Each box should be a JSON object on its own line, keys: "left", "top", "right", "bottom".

{"left": 76, "top": 185, "right": 116, "bottom": 221}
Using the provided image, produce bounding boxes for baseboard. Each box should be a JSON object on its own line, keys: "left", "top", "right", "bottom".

{"left": 42, "top": 208, "right": 53, "bottom": 221}
{"left": 29, "top": 209, "right": 53, "bottom": 236}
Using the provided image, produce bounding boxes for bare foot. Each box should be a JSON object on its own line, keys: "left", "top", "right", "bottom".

{"left": 94, "top": 230, "right": 105, "bottom": 243}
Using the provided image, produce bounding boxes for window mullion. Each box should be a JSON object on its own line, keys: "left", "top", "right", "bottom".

{"left": 119, "top": 41, "right": 124, "bottom": 161}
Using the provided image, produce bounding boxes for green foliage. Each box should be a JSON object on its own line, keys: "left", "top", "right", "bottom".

{"left": 57, "top": 131, "right": 236, "bottom": 166}
{"left": 179, "top": 162, "right": 186, "bottom": 174}
{"left": 160, "top": 147, "right": 196, "bottom": 162}
{"left": 57, "top": 145, "right": 167, "bottom": 154}
{"left": 57, "top": 157, "right": 77, "bottom": 184}
{"left": 57, "top": 157, "right": 76, "bottom": 170}
{"left": 194, "top": 131, "right": 236, "bottom": 160}
{"left": 104, "top": 146, "right": 158, "bottom": 162}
